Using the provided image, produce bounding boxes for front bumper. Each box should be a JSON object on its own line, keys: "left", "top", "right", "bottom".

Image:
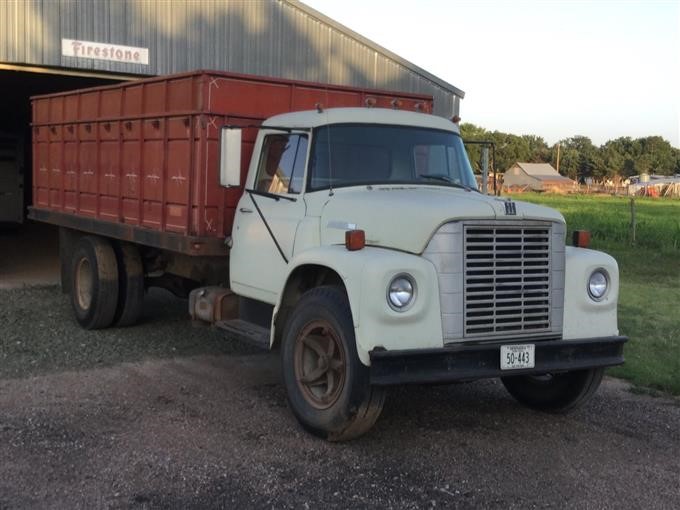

{"left": 369, "top": 336, "right": 628, "bottom": 386}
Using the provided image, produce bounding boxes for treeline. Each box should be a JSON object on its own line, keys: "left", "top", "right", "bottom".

{"left": 461, "top": 123, "right": 680, "bottom": 181}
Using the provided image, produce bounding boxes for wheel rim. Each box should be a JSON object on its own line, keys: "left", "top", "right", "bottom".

{"left": 294, "top": 319, "right": 346, "bottom": 410}
{"left": 75, "top": 257, "right": 93, "bottom": 311}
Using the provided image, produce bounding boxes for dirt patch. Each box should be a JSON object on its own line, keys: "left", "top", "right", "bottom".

{"left": 1, "top": 286, "right": 679, "bottom": 508}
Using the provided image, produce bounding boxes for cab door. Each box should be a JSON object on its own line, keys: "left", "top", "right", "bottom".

{"left": 229, "top": 131, "right": 308, "bottom": 303}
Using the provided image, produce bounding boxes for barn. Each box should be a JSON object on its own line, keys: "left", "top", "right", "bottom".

{"left": 503, "top": 162, "right": 577, "bottom": 192}
{"left": 0, "top": 0, "right": 464, "bottom": 223}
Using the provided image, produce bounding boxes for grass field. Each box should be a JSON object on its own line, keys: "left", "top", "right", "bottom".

{"left": 509, "top": 193, "right": 680, "bottom": 395}
{"left": 512, "top": 193, "right": 680, "bottom": 251}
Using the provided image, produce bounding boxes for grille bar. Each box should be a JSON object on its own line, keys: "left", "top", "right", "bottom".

{"left": 464, "top": 224, "right": 552, "bottom": 337}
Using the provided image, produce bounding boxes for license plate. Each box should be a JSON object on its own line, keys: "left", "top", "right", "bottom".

{"left": 500, "top": 344, "right": 535, "bottom": 370}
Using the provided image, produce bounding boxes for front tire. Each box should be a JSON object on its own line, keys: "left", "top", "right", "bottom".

{"left": 70, "top": 236, "right": 119, "bottom": 330}
{"left": 281, "top": 286, "right": 385, "bottom": 441}
{"left": 501, "top": 368, "right": 605, "bottom": 413}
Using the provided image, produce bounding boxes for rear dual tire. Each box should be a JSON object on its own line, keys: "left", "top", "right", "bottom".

{"left": 70, "top": 236, "right": 144, "bottom": 329}
{"left": 112, "top": 242, "right": 145, "bottom": 327}
{"left": 71, "top": 236, "right": 119, "bottom": 330}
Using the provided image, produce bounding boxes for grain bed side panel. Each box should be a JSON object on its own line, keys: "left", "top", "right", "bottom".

{"left": 31, "top": 70, "right": 435, "bottom": 253}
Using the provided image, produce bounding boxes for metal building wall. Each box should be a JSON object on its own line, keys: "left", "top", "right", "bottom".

{"left": 0, "top": 0, "right": 463, "bottom": 116}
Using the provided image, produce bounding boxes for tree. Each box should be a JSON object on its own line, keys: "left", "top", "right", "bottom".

{"left": 639, "top": 136, "right": 676, "bottom": 175}
{"left": 556, "top": 144, "right": 580, "bottom": 180}
{"left": 460, "top": 123, "right": 489, "bottom": 173}
{"left": 521, "top": 135, "right": 551, "bottom": 163}
{"left": 460, "top": 123, "right": 680, "bottom": 179}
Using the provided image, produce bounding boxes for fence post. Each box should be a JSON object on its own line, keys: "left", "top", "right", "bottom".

{"left": 629, "top": 197, "right": 636, "bottom": 245}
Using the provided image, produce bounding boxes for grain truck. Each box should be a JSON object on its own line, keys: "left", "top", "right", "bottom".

{"left": 30, "top": 71, "right": 627, "bottom": 440}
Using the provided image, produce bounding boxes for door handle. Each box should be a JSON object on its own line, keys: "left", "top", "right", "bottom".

{"left": 239, "top": 207, "right": 253, "bottom": 213}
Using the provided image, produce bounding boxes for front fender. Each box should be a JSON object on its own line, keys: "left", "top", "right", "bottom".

{"left": 273, "top": 245, "right": 443, "bottom": 365}
{"left": 563, "top": 246, "right": 620, "bottom": 339}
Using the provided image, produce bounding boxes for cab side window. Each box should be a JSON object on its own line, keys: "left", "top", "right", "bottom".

{"left": 255, "top": 134, "right": 308, "bottom": 194}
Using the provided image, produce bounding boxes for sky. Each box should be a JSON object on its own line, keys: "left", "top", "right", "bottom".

{"left": 303, "top": 0, "right": 680, "bottom": 148}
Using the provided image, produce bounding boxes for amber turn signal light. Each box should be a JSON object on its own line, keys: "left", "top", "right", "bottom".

{"left": 345, "top": 229, "right": 366, "bottom": 251}
{"left": 573, "top": 230, "right": 591, "bottom": 248}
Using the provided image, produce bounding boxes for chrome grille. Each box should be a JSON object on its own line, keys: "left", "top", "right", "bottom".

{"left": 464, "top": 224, "right": 552, "bottom": 337}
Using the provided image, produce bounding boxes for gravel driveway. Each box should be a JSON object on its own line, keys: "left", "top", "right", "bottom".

{"left": 1, "top": 286, "right": 679, "bottom": 509}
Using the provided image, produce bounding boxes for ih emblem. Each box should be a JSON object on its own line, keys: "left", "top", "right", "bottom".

{"left": 504, "top": 200, "right": 517, "bottom": 215}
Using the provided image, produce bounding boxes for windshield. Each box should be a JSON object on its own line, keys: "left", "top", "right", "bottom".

{"left": 308, "top": 124, "right": 478, "bottom": 191}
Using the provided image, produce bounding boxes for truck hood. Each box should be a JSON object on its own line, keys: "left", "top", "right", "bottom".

{"left": 319, "top": 186, "right": 565, "bottom": 254}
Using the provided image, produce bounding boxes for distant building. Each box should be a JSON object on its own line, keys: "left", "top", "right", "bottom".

{"left": 503, "top": 162, "right": 577, "bottom": 192}
{"left": 627, "top": 174, "right": 680, "bottom": 197}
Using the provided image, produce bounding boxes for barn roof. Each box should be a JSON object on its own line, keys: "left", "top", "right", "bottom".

{"left": 513, "top": 162, "right": 575, "bottom": 183}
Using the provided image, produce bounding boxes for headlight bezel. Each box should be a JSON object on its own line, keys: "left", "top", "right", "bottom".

{"left": 587, "top": 268, "right": 609, "bottom": 301}
{"left": 387, "top": 273, "right": 417, "bottom": 312}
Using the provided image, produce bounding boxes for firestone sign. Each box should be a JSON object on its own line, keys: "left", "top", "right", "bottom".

{"left": 62, "top": 39, "right": 149, "bottom": 65}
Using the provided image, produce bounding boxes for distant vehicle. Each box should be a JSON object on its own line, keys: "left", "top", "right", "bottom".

{"left": 0, "top": 133, "right": 24, "bottom": 224}
{"left": 29, "top": 71, "right": 627, "bottom": 440}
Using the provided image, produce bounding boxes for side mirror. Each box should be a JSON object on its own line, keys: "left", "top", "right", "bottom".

{"left": 220, "top": 128, "right": 242, "bottom": 187}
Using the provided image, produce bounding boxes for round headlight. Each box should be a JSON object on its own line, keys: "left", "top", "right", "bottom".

{"left": 387, "top": 274, "right": 416, "bottom": 311}
{"left": 588, "top": 270, "right": 608, "bottom": 301}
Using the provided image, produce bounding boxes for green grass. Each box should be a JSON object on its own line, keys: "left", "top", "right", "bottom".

{"left": 509, "top": 193, "right": 680, "bottom": 395}
{"left": 510, "top": 193, "right": 680, "bottom": 251}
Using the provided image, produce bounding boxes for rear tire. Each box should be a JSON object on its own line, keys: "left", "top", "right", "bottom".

{"left": 501, "top": 368, "right": 604, "bottom": 413}
{"left": 70, "top": 236, "right": 119, "bottom": 330}
{"left": 281, "top": 286, "right": 385, "bottom": 441}
{"left": 113, "top": 242, "right": 145, "bottom": 327}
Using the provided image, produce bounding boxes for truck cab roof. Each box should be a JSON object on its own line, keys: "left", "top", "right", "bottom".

{"left": 263, "top": 107, "right": 460, "bottom": 133}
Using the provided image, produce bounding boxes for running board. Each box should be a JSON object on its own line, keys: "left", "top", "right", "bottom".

{"left": 215, "top": 319, "right": 270, "bottom": 350}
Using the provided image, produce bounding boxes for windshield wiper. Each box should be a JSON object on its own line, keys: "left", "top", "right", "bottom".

{"left": 418, "top": 174, "right": 480, "bottom": 193}
{"left": 419, "top": 173, "right": 452, "bottom": 183}
{"left": 245, "top": 189, "right": 297, "bottom": 202}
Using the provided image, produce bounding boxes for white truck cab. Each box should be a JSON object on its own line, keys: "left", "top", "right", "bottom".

{"left": 212, "top": 107, "right": 626, "bottom": 440}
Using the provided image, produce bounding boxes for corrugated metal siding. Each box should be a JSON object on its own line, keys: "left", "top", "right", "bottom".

{"left": 0, "top": 0, "right": 461, "bottom": 116}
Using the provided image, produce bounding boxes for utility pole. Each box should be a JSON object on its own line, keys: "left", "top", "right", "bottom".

{"left": 556, "top": 142, "right": 561, "bottom": 173}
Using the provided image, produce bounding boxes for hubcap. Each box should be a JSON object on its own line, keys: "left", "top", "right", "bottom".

{"left": 294, "top": 320, "right": 346, "bottom": 409}
{"left": 75, "top": 257, "right": 93, "bottom": 311}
